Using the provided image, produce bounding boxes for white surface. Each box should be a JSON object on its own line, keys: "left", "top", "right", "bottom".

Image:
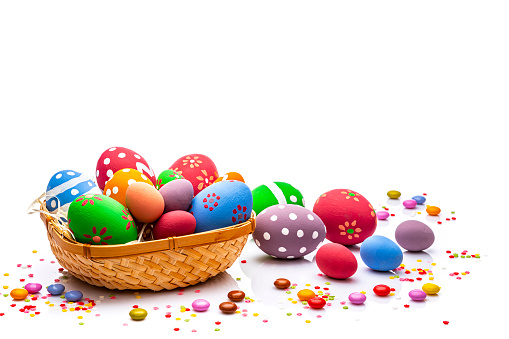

{"left": 0, "top": 1, "right": 507, "bottom": 338}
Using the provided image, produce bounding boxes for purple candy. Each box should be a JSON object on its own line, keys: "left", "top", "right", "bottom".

{"left": 159, "top": 179, "right": 194, "bottom": 213}
{"left": 191, "top": 299, "right": 210, "bottom": 312}
{"left": 403, "top": 199, "right": 417, "bottom": 209}
{"left": 376, "top": 211, "right": 390, "bottom": 220}
{"left": 409, "top": 289, "right": 427, "bottom": 301}
{"left": 252, "top": 204, "right": 326, "bottom": 259}
{"left": 348, "top": 292, "right": 367, "bottom": 305}
{"left": 395, "top": 220, "right": 435, "bottom": 251}
{"left": 24, "top": 283, "right": 42, "bottom": 294}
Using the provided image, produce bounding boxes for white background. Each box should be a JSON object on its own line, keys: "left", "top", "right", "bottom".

{"left": 0, "top": 1, "right": 507, "bottom": 338}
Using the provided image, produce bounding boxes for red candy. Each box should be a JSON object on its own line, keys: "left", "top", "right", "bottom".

{"left": 308, "top": 297, "right": 326, "bottom": 309}
{"left": 373, "top": 284, "right": 391, "bottom": 296}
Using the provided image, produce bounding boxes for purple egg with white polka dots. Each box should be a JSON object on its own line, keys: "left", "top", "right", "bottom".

{"left": 253, "top": 204, "right": 326, "bottom": 259}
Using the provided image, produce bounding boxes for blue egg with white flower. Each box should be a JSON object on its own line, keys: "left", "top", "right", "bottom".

{"left": 46, "top": 170, "right": 100, "bottom": 219}
{"left": 46, "top": 283, "right": 65, "bottom": 295}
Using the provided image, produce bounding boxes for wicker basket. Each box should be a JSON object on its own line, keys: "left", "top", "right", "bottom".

{"left": 37, "top": 200, "right": 255, "bottom": 291}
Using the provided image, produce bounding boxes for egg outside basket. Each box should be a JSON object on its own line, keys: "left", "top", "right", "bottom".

{"left": 38, "top": 201, "right": 255, "bottom": 291}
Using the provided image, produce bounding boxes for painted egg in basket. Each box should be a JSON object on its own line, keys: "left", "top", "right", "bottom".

{"left": 170, "top": 154, "right": 219, "bottom": 196}
{"left": 189, "top": 180, "right": 253, "bottom": 233}
{"left": 67, "top": 194, "right": 138, "bottom": 245}
{"left": 103, "top": 168, "right": 154, "bottom": 207}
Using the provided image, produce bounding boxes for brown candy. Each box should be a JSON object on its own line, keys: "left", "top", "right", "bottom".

{"left": 274, "top": 278, "right": 291, "bottom": 289}
{"left": 227, "top": 290, "right": 245, "bottom": 302}
{"left": 219, "top": 301, "right": 238, "bottom": 314}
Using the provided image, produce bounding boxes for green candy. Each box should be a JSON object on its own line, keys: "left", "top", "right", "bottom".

{"left": 68, "top": 194, "right": 138, "bottom": 245}
{"left": 156, "top": 169, "right": 184, "bottom": 190}
{"left": 252, "top": 182, "right": 305, "bottom": 215}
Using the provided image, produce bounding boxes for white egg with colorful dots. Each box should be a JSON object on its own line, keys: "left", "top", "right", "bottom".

{"left": 252, "top": 204, "right": 326, "bottom": 259}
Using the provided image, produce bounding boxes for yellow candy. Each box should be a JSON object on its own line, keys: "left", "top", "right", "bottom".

{"left": 297, "top": 289, "right": 316, "bottom": 301}
{"left": 422, "top": 283, "right": 441, "bottom": 295}
{"left": 129, "top": 308, "right": 148, "bottom": 321}
{"left": 387, "top": 190, "right": 401, "bottom": 199}
{"left": 10, "top": 288, "right": 29, "bottom": 300}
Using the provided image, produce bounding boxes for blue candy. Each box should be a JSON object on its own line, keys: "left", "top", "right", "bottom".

{"left": 64, "top": 290, "right": 83, "bottom": 302}
{"left": 360, "top": 235, "right": 403, "bottom": 271}
{"left": 46, "top": 283, "right": 65, "bottom": 295}
{"left": 411, "top": 195, "right": 426, "bottom": 204}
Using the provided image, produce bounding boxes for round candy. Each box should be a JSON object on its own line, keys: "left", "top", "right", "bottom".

{"left": 252, "top": 182, "right": 305, "bottom": 215}
{"left": 395, "top": 220, "right": 435, "bottom": 252}
{"left": 313, "top": 189, "right": 377, "bottom": 246}
{"left": 156, "top": 169, "right": 184, "bottom": 190}
{"left": 103, "top": 168, "right": 154, "bottom": 207}
{"left": 315, "top": 243, "right": 357, "bottom": 279}
{"left": 215, "top": 172, "right": 245, "bottom": 183}
{"left": 46, "top": 284, "right": 65, "bottom": 295}
{"left": 65, "top": 290, "right": 83, "bottom": 302}
{"left": 219, "top": 302, "right": 237, "bottom": 314}
{"left": 153, "top": 211, "right": 196, "bottom": 239}
{"left": 297, "top": 289, "right": 315, "bottom": 301}
{"left": 191, "top": 299, "right": 210, "bottom": 312}
{"left": 24, "top": 283, "right": 42, "bottom": 294}
{"left": 253, "top": 204, "right": 326, "bottom": 259}
{"left": 426, "top": 205, "right": 441, "bottom": 216}
{"left": 422, "top": 283, "right": 441, "bottom": 295}
{"left": 96, "top": 146, "right": 156, "bottom": 191}
{"left": 409, "top": 289, "right": 427, "bottom": 301}
{"left": 348, "top": 292, "right": 367, "bottom": 305}
{"left": 360, "top": 235, "right": 403, "bottom": 271}
{"left": 274, "top": 278, "right": 291, "bottom": 289}
{"left": 387, "top": 190, "right": 401, "bottom": 199}
{"left": 373, "top": 284, "right": 391, "bottom": 296}
{"left": 10, "top": 288, "right": 28, "bottom": 300}
{"left": 376, "top": 211, "right": 390, "bottom": 220}
{"left": 403, "top": 199, "right": 417, "bottom": 209}
{"left": 125, "top": 182, "right": 165, "bottom": 223}
{"left": 308, "top": 297, "right": 326, "bottom": 309}
{"left": 159, "top": 179, "right": 194, "bottom": 213}
{"left": 129, "top": 308, "right": 148, "bottom": 320}
{"left": 412, "top": 195, "right": 426, "bottom": 204}
{"left": 170, "top": 154, "right": 219, "bottom": 196}
{"left": 227, "top": 290, "right": 245, "bottom": 302}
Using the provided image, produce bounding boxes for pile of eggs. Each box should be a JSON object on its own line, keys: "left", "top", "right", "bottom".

{"left": 44, "top": 147, "right": 253, "bottom": 246}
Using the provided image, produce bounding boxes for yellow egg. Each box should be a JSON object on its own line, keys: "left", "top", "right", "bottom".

{"left": 10, "top": 288, "right": 29, "bottom": 300}
{"left": 422, "top": 283, "right": 441, "bottom": 295}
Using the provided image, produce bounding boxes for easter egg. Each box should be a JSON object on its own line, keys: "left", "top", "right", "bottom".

{"left": 170, "top": 154, "right": 219, "bottom": 196}
{"left": 65, "top": 290, "right": 83, "bottom": 302}
{"left": 129, "top": 308, "right": 148, "bottom": 320}
{"left": 252, "top": 182, "right": 304, "bottom": 215}
{"left": 315, "top": 243, "right": 358, "bottom": 279}
{"left": 125, "top": 182, "right": 165, "bottom": 223}
{"left": 360, "top": 235, "right": 403, "bottom": 271}
{"left": 45, "top": 170, "right": 100, "bottom": 219}
{"left": 308, "top": 297, "right": 326, "bottom": 309}
{"left": 412, "top": 195, "right": 426, "bottom": 204}
{"left": 103, "top": 168, "right": 154, "bottom": 207}
{"left": 422, "top": 283, "right": 441, "bottom": 295}
{"left": 153, "top": 211, "right": 196, "bottom": 239}
{"left": 68, "top": 194, "right": 138, "bottom": 245}
{"left": 192, "top": 299, "right": 210, "bottom": 312}
{"left": 47, "top": 284, "right": 65, "bottom": 295}
{"left": 313, "top": 189, "right": 377, "bottom": 246}
{"left": 156, "top": 169, "right": 184, "bottom": 190}
{"left": 253, "top": 204, "right": 326, "bottom": 259}
{"left": 426, "top": 205, "right": 441, "bottom": 216}
{"left": 189, "top": 180, "right": 253, "bottom": 233}
{"left": 215, "top": 172, "right": 245, "bottom": 183}
{"left": 96, "top": 146, "right": 156, "bottom": 191}
{"left": 387, "top": 190, "right": 401, "bottom": 199}
{"left": 348, "top": 292, "right": 366, "bottom": 305}
{"left": 395, "top": 220, "right": 435, "bottom": 252}
{"left": 159, "top": 179, "right": 194, "bottom": 213}
{"left": 24, "top": 283, "right": 42, "bottom": 294}
{"left": 409, "top": 289, "right": 427, "bottom": 301}
{"left": 10, "top": 288, "right": 28, "bottom": 300}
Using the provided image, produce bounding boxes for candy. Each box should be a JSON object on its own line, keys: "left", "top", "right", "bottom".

{"left": 227, "top": 290, "right": 245, "bottom": 302}
{"left": 348, "top": 292, "right": 367, "bottom": 305}
{"left": 191, "top": 299, "right": 210, "bottom": 312}
{"left": 373, "top": 284, "right": 391, "bottom": 296}
{"left": 395, "top": 220, "right": 435, "bottom": 252}
{"left": 387, "top": 190, "right": 401, "bottom": 199}
{"left": 408, "top": 289, "right": 427, "bottom": 301}
{"left": 426, "top": 205, "right": 441, "bottom": 216}
{"left": 274, "top": 278, "right": 291, "bottom": 289}
{"left": 308, "top": 297, "right": 326, "bottom": 309}
{"left": 297, "top": 289, "right": 316, "bottom": 301}
{"left": 24, "top": 283, "right": 42, "bottom": 294}
{"left": 403, "top": 199, "right": 417, "bottom": 209}
{"left": 65, "top": 290, "right": 83, "bottom": 302}
{"left": 219, "top": 302, "right": 237, "bottom": 314}
{"left": 10, "top": 288, "right": 28, "bottom": 300}
{"left": 412, "top": 195, "right": 426, "bottom": 204}
{"left": 129, "top": 308, "right": 148, "bottom": 320}
{"left": 360, "top": 235, "right": 403, "bottom": 271}
{"left": 46, "top": 284, "right": 65, "bottom": 295}
{"left": 422, "top": 283, "right": 441, "bottom": 295}
{"left": 376, "top": 211, "right": 390, "bottom": 220}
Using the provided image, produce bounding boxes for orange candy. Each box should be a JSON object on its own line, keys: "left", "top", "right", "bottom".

{"left": 10, "top": 288, "right": 28, "bottom": 300}
{"left": 426, "top": 205, "right": 441, "bottom": 216}
{"left": 297, "top": 289, "right": 316, "bottom": 301}
{"left": 214, "top": 172, "right": 245, "bottom": 183}
{"left": 104, "top": 168, "right": 154, "bottom": 207}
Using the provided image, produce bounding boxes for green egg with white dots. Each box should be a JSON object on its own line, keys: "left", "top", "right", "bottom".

{"left": 129, "top": 308, "right": 148, "bottom": 320}
{"left": 252, "top": 182, "right": 305, "bottom": 215}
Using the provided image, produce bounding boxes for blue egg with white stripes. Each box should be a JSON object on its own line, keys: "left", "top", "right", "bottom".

{"left": 45, "top": 170, "right": 100, "bottom": 218}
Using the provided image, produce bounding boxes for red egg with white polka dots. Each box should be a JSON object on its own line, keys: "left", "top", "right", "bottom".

{"left": 170, "top": 154, "right": 219, "bottom": 196}
{"left": 96, "top": 147, "right": 156, "bottom": 191}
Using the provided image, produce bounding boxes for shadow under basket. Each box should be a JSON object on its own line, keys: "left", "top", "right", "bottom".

{"left": 40, "top": 205, "right": 256, "bottom": 291}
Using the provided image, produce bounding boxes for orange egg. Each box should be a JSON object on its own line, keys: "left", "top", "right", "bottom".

{"left": 214, "top": 172, "right": 245, "bottom": 183}
{"left": 426, "top": 205, "right": 441, "bottom": 216}
{"left": 297, "top": 289, "right": 316, "bottom": 301}
{"left": 125, "top": 182, "right": 164, "bottom": 223}
{"left": 104, "top": 168, "right": 154, "bottom": 207}
{"left": 10, "top": 288, "right": 28, "bottom": 300}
